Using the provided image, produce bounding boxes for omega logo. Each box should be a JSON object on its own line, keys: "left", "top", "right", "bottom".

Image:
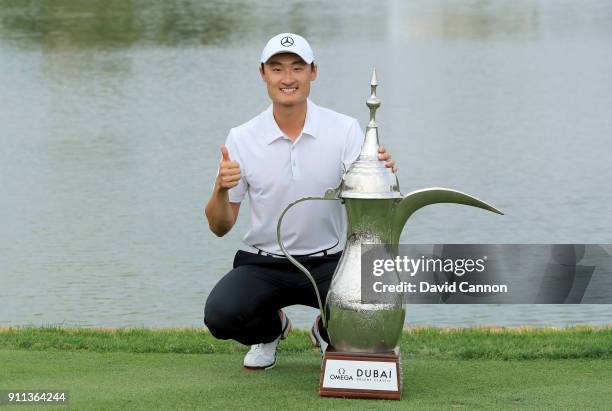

{"left": 329, "top": 367, "right": 353, "bottom": 380}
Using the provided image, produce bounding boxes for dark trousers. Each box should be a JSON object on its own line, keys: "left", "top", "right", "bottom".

{"left": 204, "top": 250, "right": 341, "bottom": 346}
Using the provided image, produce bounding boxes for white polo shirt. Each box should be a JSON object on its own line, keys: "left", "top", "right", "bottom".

{"left": 224, "top": 99, "right": 363, "bottom": 255}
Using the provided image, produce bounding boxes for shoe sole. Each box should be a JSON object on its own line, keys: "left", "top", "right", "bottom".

{"left": 244, "top": 362, "right": 277, "bottom": 371}
{"left": 308, "top": 325, "right": 320, "bottom": 347}
{"left": 308, "top": 316, "right": 329, "bottom": 355}
{"left": 281, "top": 316, "right": 292, "bottom": 340}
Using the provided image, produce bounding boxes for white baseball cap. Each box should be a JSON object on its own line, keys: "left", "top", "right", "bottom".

{"left": 260, "top": 33, "right": 314, "bottom": 64}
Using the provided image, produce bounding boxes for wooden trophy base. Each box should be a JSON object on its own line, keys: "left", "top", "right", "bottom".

{"left": 319, "top": 347, "right": 402, "bottom": 400}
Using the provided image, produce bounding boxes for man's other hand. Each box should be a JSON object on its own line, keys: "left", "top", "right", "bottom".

{"left": 378, "top": 146, "right": 397, "bottom": 173}
{"left": 216, "top": 145, "right": 242, "bottom": 191}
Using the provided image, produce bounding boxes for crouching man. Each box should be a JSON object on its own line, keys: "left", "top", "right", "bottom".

{"left": 204, "top": 33, "right": 396, "bottom": 369}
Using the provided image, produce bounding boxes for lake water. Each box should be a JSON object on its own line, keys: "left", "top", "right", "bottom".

{"left": 1, "top": 0, "right": 611, "bottom": 328}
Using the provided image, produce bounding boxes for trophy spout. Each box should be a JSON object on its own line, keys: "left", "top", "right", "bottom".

{"left": 392, "top": 187, "right": 504, "bottom": 241}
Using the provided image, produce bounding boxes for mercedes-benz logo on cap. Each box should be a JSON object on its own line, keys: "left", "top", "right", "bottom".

{"left": 280, "top": 36, "right": 294, "bottom": 47}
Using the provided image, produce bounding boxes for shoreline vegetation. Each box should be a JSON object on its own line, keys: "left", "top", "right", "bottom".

{"left": 1, "top": 326, "right": 610, "bottom": 360}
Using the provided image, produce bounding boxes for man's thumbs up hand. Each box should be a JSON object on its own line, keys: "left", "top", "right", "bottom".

{"left": 216, "top": 145, "right": 242, "bottom": 192}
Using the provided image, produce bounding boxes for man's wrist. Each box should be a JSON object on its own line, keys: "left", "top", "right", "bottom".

{"left": 213, "top": 183, "right": 230, "bottom": 198}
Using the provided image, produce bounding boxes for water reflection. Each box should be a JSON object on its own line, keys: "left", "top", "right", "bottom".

{"left": 393, "top": 1, "right": 539, "bottom": 41}
{"left": 0, "top": 0, "right": 251, "bottom": 50}
{"left": 3, "top": 1, "right": 612, "bottom": 52}
{"left": 0, "top": 0, "right": 551, "bottom": 51}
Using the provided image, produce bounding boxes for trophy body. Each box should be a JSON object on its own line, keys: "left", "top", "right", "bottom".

{"left": 325, "top": 199, "right": 404, "bottom": 354}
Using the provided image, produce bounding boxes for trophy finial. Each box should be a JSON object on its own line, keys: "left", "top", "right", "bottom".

{"left": 366, "top": 68, "right": 380, "bottom": 127}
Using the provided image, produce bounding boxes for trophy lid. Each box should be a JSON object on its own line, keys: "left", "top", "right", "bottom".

{"left": 340, "top": 68, "right": 401, "bottom": 199}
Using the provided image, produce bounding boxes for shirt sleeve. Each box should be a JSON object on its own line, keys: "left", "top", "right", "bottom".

{"left": 222, "top": 129, "right": 248, "bottom": 203}
{"left": 342, "top": 119, "right": 364, "bottom": 171}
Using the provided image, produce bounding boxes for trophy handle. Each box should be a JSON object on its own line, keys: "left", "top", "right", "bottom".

{"left": 276, "top": 188, "right": 341, "bottom": 329}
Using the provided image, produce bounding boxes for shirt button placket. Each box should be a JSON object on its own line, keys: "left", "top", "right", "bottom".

{"left": 291, "top": 144, "right": 299, "bottom": 178}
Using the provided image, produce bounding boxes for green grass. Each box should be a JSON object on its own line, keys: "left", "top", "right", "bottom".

{"left": 1, "top": 326, "right": 611, "bottom": 360}
{"left": 1, "top": 327, "right": 611, "bottom": 410}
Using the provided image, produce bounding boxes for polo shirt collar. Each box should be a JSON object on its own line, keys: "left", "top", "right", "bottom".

{"left": 265, "top": 99, "right": 318, "bottom": 144}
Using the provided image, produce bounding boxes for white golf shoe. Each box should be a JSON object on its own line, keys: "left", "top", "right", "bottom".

{"left": 243, "top": 311, "right": 291, "bottom": 370}
{"left": 308, "top": 315, "right": 328, "bottom": 355}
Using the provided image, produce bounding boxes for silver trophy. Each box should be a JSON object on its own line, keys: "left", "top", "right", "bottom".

{"left": 277, "top": 69, "right": 502, "bottom": 399}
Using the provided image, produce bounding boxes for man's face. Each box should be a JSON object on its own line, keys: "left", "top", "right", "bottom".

{"left": 260, "top": 53, "right": 317, "bottom": 107}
